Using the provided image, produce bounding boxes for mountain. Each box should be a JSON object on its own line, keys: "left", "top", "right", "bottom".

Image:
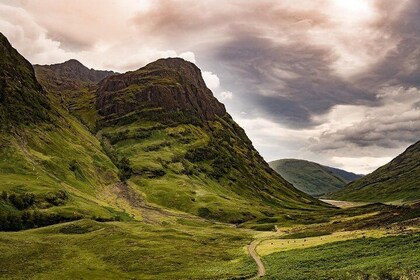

{"left": 326, "top": 141, "right": 420, "bottom": 202}
{"left": 323, "top": 166, "right": 362, "bottom": 182}
{"left": 0, "top": 33, "right": 50, "bottom": 130}
{"left": 0, "top": 32, "right": 122, "bottom": 230}
{"left": 0, "top": 32, "right": 328, "bottom": 233}
{"left": 269, "top": 159, "right": 362, "bottom": 197}
{"left": 94, "top": 58, "right": 329, "bottom": 223}
{"left": 34, "top": 60, "right": 115, "bottom": 130}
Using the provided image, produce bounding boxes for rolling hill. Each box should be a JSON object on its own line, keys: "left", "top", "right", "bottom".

{"left": 269, "top": 159, "right": 362, "bottom": 196}
{"left": 325, "top": 141, "right": 420, "bottom": 202}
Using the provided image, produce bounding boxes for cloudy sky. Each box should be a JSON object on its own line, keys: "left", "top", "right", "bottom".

{"left": 1, "top": 0, "right": 419, "bottom": 173}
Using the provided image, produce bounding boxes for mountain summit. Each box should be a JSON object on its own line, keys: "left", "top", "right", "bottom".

{"left": 96, "top": 58, "right": 226, "bottom": 121}
{"left": 0, "top": 33, "right": 50, "bottom": 130}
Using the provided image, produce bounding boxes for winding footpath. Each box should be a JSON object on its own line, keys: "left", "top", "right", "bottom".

{"left": 248, "top": 240, "right": 266, "bottom": 279}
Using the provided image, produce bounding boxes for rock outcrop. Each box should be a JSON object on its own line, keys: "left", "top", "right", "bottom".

{"left": 96, "top": 58, "right": 226, "bottom": 120}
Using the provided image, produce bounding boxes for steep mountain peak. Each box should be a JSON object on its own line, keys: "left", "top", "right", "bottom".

{"left": 96, "top": 58, "right": 226, "bottom": 123}
{"left": 34, "top": 59, "right": 115, "bottom": 92}
{"left": 0, "top": 32, "right": 50, "bottom": 130}
{"left": 62, "top": 58, "right": 85, "bottom": 67}
{"left": 35, "top": 59, "right": 115, "bottom": 85}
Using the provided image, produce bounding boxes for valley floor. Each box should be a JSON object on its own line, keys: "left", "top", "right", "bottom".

{"left": 1, "top": 201, "right": 419, "bottom": 280}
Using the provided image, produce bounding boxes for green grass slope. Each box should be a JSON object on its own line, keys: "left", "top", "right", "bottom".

{"left": 0, "top": 32, "right": 134, "bottom": 230}
{"left": 326, "top": 141, "right": 420, "bottom": 202}
{"left": 269, "top": 159, "right": 361, "bottom": 197}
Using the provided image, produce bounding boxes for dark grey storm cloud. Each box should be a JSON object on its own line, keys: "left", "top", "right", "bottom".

{"left": 357, "top": 0, "right": 420, "bottom": 88}
{"left": 196, "top": 0, "right": 420, "bottom": 150}
{"left": 210, "top": 35, "right": 375, "bottom": 128}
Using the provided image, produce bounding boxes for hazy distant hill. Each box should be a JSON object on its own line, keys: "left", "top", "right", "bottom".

{"left": 269, "top": 159, "right": 362, "bottom": 196}
{"left": 326, "top": 141, "right": 420, "bottom": 202}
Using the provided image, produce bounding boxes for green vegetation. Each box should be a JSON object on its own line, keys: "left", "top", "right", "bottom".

{"left": 269, "top": 159, "right": 362, "bottom": 196}
{"left": 262, "top": 234, "right": 420, "bottom": 280}
{"left": 327, "top": 141, "right": 420, "bottom": 202}
{"left": 0, "top": 219, "right": 256, "bottom": 279}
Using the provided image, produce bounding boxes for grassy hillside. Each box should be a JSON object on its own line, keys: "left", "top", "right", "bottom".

{"left": 269, "top": 159, "right": 361, "bottom": 196}
{"left": 0, "top": 32, "right": 139, "bottom": 230}
{"left": 2, "top": 31, "right": 418, "bottom": 279}
{"left": 326, "top": 141, "right": 420, "bottom": 202}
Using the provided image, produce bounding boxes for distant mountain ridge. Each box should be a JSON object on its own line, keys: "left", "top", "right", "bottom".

{"left": 34, "top": 59, "right": 115, "bottom": 88}
{"left": 323, "top": 166, "right": 363, "bottom": 182}
{"left": 34, "top": 59, "right": 116, "bottom": 130}
{"left": 325, "top": 141, "right": 420, "bottom": 202}
{"left": 269, "top": 159, "right": 363, "bottom": 197}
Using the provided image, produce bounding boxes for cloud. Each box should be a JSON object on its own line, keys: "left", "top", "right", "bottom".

{"left": 178, "top": 51, "right": 196, "bottom": 63}
{"left": 309, "top": 87, "right": 420, "bottom": 154}
{"left": 202, "top": 71, "right": 220, "bottom": 91}
{"left": 330, "top": 156, "right": 394, "bottom": 175}
{"left": 219, "top": 91, "right": 233, "bottom": 100}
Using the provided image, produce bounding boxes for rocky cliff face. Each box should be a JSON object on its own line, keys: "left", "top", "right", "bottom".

{"left": 34, "top": 59, "right": 116, "bottom": 130}
{"left": 34, "top": 59, "right": 115, "bottom": 92}
{"left": 0, "top": 32, "right": 50, "bottom": 130}
{"left": 96, "top": 58, "right": 226, "bottom": 121}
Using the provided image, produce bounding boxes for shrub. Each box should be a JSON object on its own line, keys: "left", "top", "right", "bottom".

{"left": 185, "top": 146, "right": 217, "bottom": 162}
{"left": 0, "top": 209, "right": 82, "bottom": 232}
{"left": 69, "top": 159, "right": 78, "bottom": 172}
{"left": 44, "top": 190, "right": 68, "bottom": 206}
{"left": 117, "top": 157, "right": 133, "bottom": 182}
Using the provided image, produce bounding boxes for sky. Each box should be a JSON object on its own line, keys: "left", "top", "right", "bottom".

{"left": 1, "top": 0, "right": 419, "bottom": 174}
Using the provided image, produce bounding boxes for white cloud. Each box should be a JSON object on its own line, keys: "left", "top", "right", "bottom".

{"left": 220, "top": 91, "right": 233, "bottom": 100}
{"left": 179, "top": 51, "right": 196, "bottom": 63}
{"left": 330, "top": 156, "right": 393, "bottom": 174}
{"left": 202, "top": 71, "right": 220, "bottom": 91}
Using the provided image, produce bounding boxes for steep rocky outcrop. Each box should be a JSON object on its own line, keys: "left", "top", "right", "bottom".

{"left": 34, "top": 59, "right": 115, "bottom": 130}
{"left": 0, "top": 32, "right": 50, "bottom": 130}
{"left": 34, "top": 59, "right": 115, "bottom": 92}
{"left": 96, "top": 58, "right": 226, "bottom": 121}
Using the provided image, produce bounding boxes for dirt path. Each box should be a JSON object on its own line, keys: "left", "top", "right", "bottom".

{"left": 248, "top": 240, "right": 265, "bottom": 279}
{"left": 320, "top": 199, "right": 367, "bottom": 208}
